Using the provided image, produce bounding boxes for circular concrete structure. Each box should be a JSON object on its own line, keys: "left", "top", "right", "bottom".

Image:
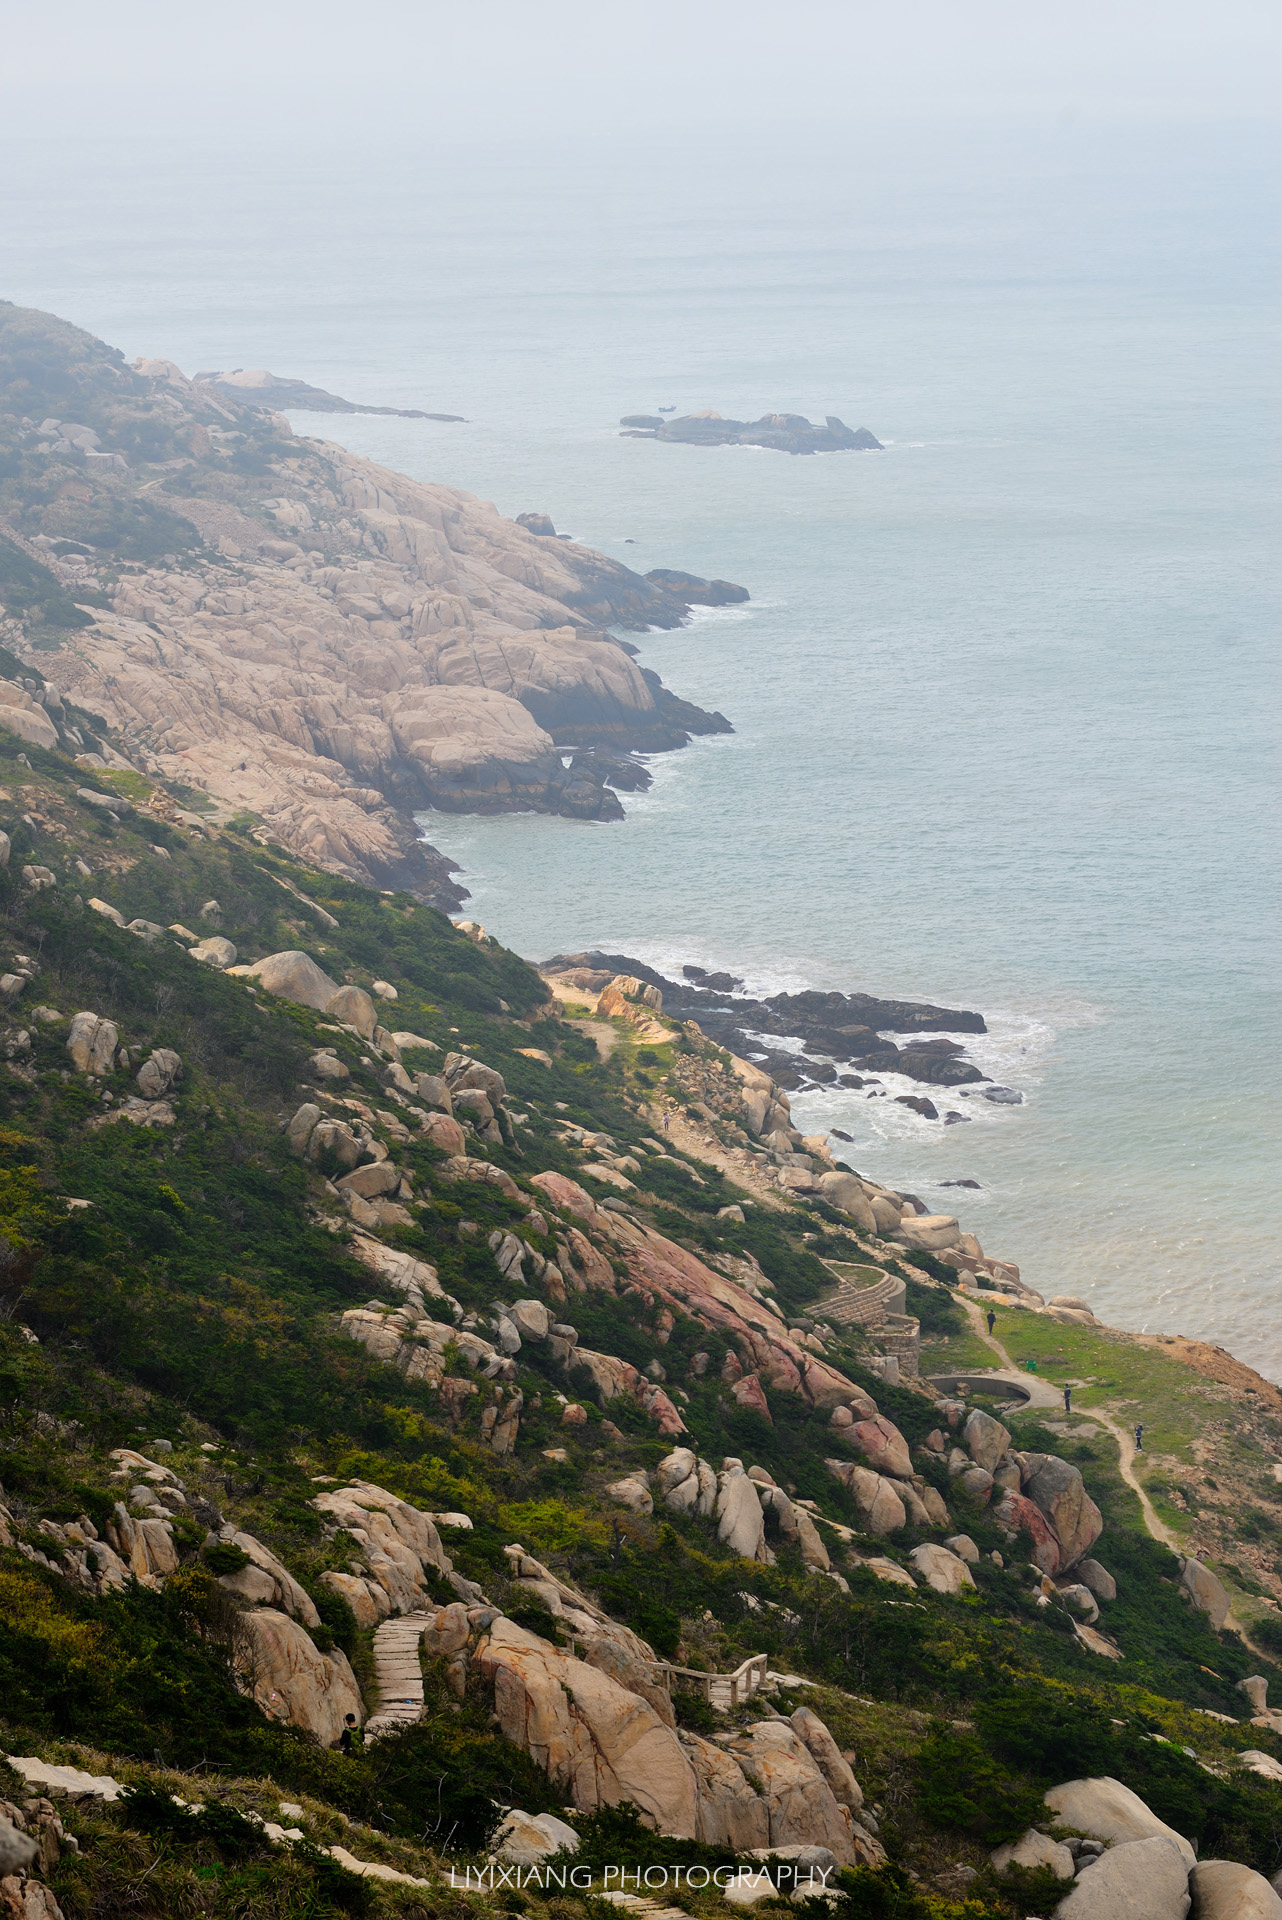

{"left": 925, "top": 1374, "right": 1036, "bottom": 1405}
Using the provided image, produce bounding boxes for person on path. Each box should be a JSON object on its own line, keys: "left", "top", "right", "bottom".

{"left": 1063, "top": 1385, "right": 1073, "bottom": 1415}
{"left": 339, "top": 1713, "right": 363, "bottom": 1756}
{"left": 1135, "top": 1423, "right": 1144, "bottom": 1451}
{"left": 986, "top": 1309, "right": 996, "bottom": 1335}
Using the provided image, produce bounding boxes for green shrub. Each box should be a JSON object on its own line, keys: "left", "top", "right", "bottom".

{"left": 672, "top": 1687, "right": 718, "bottom": 1734}
{"left": 914, "top": 1726, "right": 1044, "bottom": 1843}
{"left": 202, "top": 1540, "right": 250, "bottom": 1575}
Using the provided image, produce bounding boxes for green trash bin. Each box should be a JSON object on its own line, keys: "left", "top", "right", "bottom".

{"left": 1025, "top": 1360, "right": 1038, "bottom": 1373}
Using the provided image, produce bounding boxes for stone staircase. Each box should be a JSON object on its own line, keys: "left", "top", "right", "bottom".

{"left": 363, "top": 1610, "right": 437, "bottom": 1739}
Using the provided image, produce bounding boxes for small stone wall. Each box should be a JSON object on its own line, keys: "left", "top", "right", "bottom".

{"left": 878, "top": 1314, "right": 921, "bottom": 1378}
{"left": 816, "top": 1269, "right": 907, "bottom": 1329}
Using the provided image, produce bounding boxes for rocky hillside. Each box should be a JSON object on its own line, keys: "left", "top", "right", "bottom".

{"left": 1, "top": 737, "right": 1282, "bottom": 1918}
{"left": 0, "top": 302, "right": 736, "bottom": 900}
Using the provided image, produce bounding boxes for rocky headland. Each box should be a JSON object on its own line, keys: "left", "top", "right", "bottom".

{"left": 0, "top": 302, "right": 743, "bottom": 901}
{"left": 193, "top": 366, "right": 467, "bottom": 421}
{"left": 620, "top": 410, "right": 883, "bottom": 454}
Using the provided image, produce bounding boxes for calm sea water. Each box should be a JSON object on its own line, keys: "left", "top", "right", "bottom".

{"left": 2, "top": 120, "right": 1278, "bottom": 1372}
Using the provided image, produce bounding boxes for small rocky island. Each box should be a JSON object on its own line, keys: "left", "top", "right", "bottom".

{"left": 620, "top": 409, "right": 883, "bottom": 455}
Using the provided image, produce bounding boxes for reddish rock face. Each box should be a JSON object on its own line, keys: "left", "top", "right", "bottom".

{"left": 848, "top": 1415, "right": 912, "bottom": 1480}
{"left": 991, "top": 1491, "right": 1061, "bottom": 1575}
{"left": 1020, "top": 1455, "right": 1104, "bottom": 1569}
{"left": 529, "top": 1171, "right": 872, "bottom": 1412}
{"left": 731, "top": 1372, "right": 773, "bottom": 1424}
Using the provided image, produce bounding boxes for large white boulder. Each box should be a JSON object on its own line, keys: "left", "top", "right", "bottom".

{"left": 717, "top": 1460, "right": 773, "bottom": 1562}
{"left": 723, "top": 1720, "right": 870, "bottom": 1866}
{"left": 896, "top": 1213, "right": 961, "bottom": 1251}
{"left": 909, "top": 1544, "right": 975, "bottom": 1596}
{"left": 1044, "top": 1778, "right": 1196, "bottom": 1869}
{"left": 1180, "top": 1556, "right": 1231, "bottom": 1630}
{"left": 1189, "top": 1860, "right": 1282, "bottom": 1918}
{"left": 326, "top": 984, "right": 378, "bottom": 1037}
{"left": 0, "top": 684, "right": 58, "bottom": 750}
{"left": 137, "top": 1047, "right": 182, "bottom": 1098}
{"left": 476, "top": 1617, "right": 698, "bottom": 1835}
{"left": 790, "top": 1706, "right": 863, "bottom": 1811}
{"left": 67, "top": 1010, "right": 119, "bottom": 1075}
{"left": 1054, "top": 1835, "right": 1191, "bottom": 1919}
{"left": 963, "top": 1408, "right": 1011, "bottom": 1472}
{"left": 238, "top": 1608, "right": 364, "bottom": 1746}
{"left": 493, "top": 1809, "right": 580, "bottom": 1864}
{"left": 814, "top": 1172, "right": 876, "bottom": 1233}
{"left": 991, "top": 1829, "right": 1074, "bottom": 1879}
{"left": 1021, "top": 1454, "right": 1104, "bottom": 1568}
{"left": 243, "top": 950, "right": 340, "bottom": 1010}
{"left": 826, "top": 1459, "right": 907, "bottom": 1534}
{"left": 607, "top": 1475, "right": 653, "bottom": 1515}
{"left": 311, "top": 1481, "right": 452, "bottom": 1619}
{"left": 680, "top": 1731, "right": 770, "bottom": 1849}
{"left": 216, "top": 1528, "right": 320, "bottom": 1626}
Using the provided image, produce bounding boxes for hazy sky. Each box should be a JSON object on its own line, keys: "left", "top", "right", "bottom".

{"left": 2, "top": 0, "right": 1278, "bottom": 145}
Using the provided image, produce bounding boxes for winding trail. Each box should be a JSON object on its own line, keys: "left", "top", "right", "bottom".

{"left": 953, "top": 1295, "right": 1178, "bottom": 1549}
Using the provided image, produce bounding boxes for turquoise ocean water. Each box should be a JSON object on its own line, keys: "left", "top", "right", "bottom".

{"left": 1, "top": 120, "right": 1278, "bottom": 1371}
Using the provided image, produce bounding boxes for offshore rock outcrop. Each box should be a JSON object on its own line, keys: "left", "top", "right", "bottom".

{"left": 620, "top": 410, "right": 882, "bottom": 454}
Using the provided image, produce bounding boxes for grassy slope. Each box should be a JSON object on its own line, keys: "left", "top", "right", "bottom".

{"left": 1, "top": 734, "right": 1281, "bottom": 1914}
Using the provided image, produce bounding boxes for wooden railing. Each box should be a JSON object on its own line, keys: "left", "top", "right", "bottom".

{"left": 564, "top": 1639, "right": 769, "bottom": 1710}
{"left": 658, "top": 1653, "right": 769, "bottom": 1708}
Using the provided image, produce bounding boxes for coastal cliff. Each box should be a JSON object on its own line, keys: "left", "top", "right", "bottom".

{"left": 0, "top": 302, "right": 735, "bottom": 900}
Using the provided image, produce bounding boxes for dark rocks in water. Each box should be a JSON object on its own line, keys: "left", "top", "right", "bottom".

{"left": 517, "top": 651, "right": 731, "bottom": 755}
{"left": 682, "top": 965, "right": 746, "bottom": 991}
{"left": 516, "top": 511, "right": 558, "bottom": 536}
{"left": 566, "top": 746, "right": 652, "bottom": 793}
{"left": 802, "top": 1059, "right": 839, "bottom": 1083}
{"left": 194, "top": 369, "right": 464, "bottom": 421}
{"left": 980, "top": 1086, "right": 1024, "bottom": 1105}
{"left": 831, "top": 1128, "right": 853, "bottom": 1142}
{"left": 536, "top": 951, "right": 986, "bottom": 1090}
{"left": 641, "top": 668, "right": 734, "bottom": 741}
{"left": 554, "top": 778, "right": 624, "bottom": 822}
{"left": 644, "top": 567, "right": 750, "bottom": 607}
{"left": 621, "top": 409, "right": 883, "bottom": 456}
{"left": 941, "top": 1178, "right": 983, "bottom": 1188}
{"left": 765, "top": 989, "right": 985, "bottom": 1038}
{"left": 896, "top": 1095, "right": 940, "bottom": 1121}
{"left": 943, "top": 1112, "right": 971, "bottom": 1126}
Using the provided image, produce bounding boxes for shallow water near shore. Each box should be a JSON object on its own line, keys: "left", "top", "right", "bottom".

{"left": 1, "top": 119, "right": 1278, "bottom": 1372}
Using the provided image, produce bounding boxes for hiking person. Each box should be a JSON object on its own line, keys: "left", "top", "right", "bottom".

{"left": 1063, "top": 1384, "right": 1072, "bottom": 1415}
{"left": 339, "top": 1712, "right": 362, "bottom": 1756}
{"left": 986, "top": 1309, "right": 996, "bottom": 1335}
{"left": 1135, "top": 1423, "right": 1144, "bottom": 1452}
